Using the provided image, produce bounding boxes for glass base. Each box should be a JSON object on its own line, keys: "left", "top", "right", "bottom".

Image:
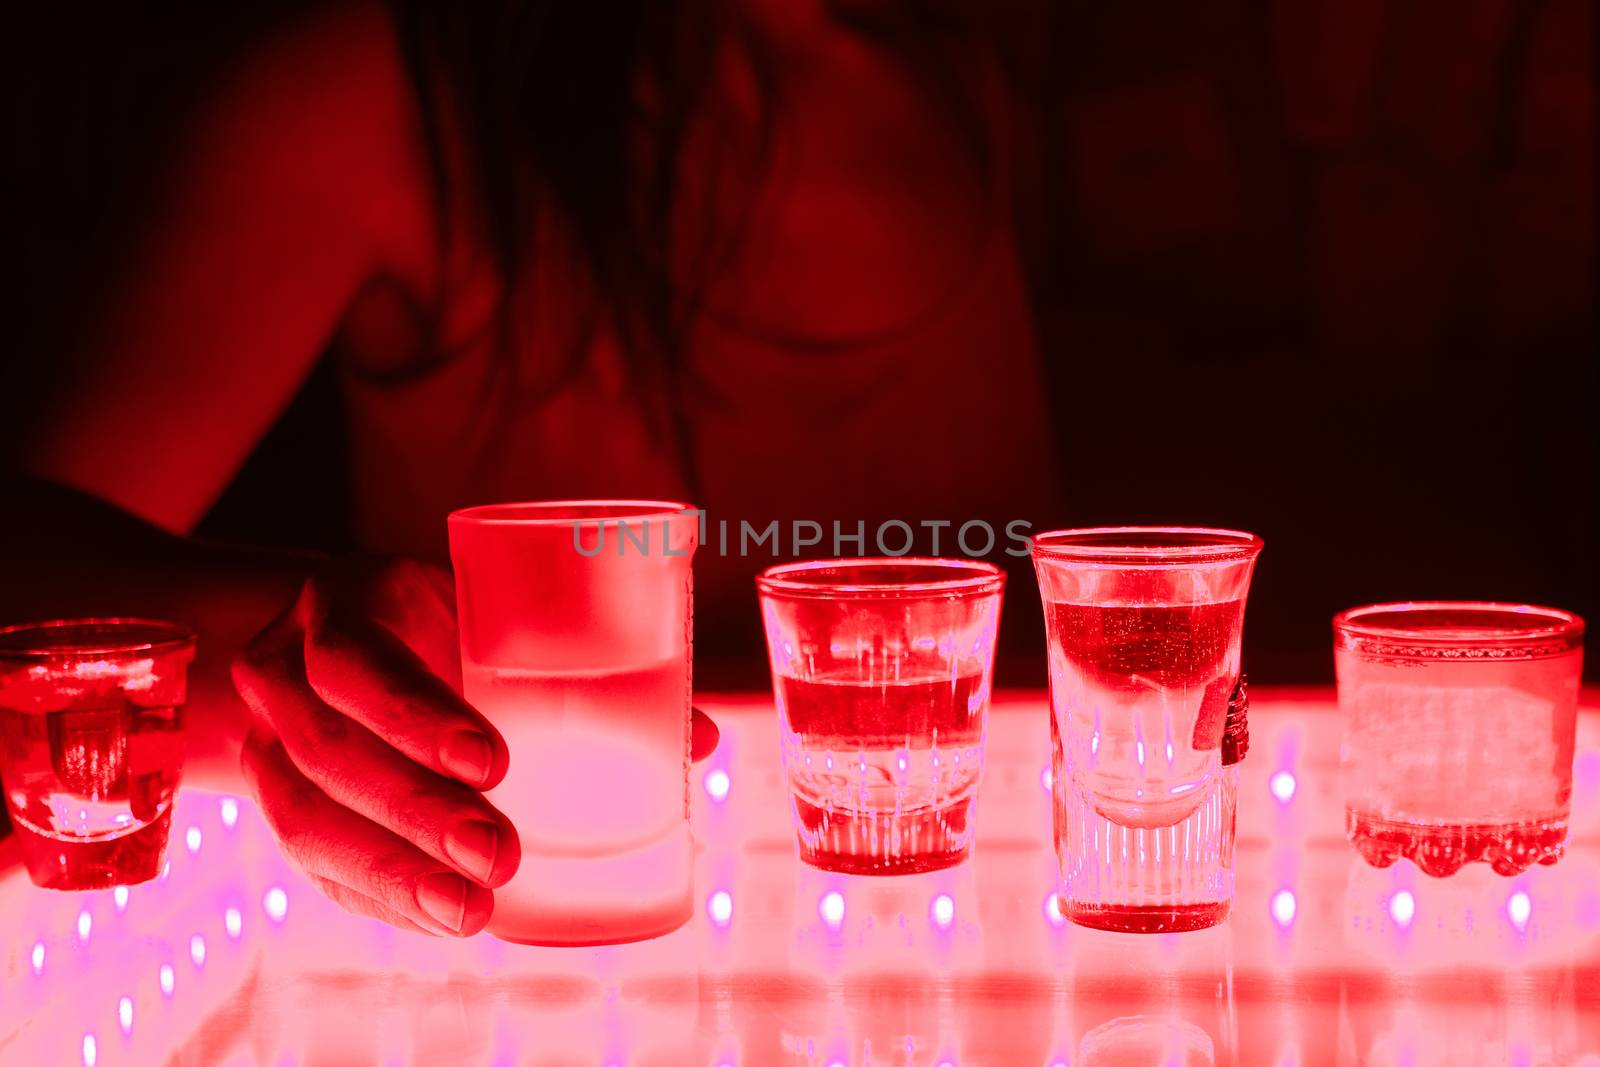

{"left": 791, "top": 794, "right": 973, "bottom": 875}
{"left": 486, "top": 826, "right": 693, "bottom": 946}
{"left": 1054, "top": 763, "right": 1237, "bottom": 928}
{"left": 1065, "top": 900, "right": 1230, "bottom": 933}
{"left": 13, "top": 806, "right": 171, "bottom": 890}
{"left": 1346, "top": 809, "right": 1568, "bottom": 876}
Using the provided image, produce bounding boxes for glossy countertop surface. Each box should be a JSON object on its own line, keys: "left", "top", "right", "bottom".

{"left": 4, "top": 688, "right": 1599, "bottom": 1067}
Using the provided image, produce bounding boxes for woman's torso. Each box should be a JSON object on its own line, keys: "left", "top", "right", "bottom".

{"left": 328, "top": 8, "right": 1065, "bottom": 656}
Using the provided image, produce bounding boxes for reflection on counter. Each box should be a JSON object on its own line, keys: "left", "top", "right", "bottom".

{"left": 2, "top": 691, "right": 1599, "bottom": 1065}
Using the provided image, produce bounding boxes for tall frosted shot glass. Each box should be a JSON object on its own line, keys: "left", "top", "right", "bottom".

{"left": 448, "top": 501, "right": 697, "bottom": 945}
{"left": 757, "top": 558, "right": 1004, "bottom": 874}
{"left": 1336, "top": 602, "right": 1584, "bottom": 876}
{"left": 1032, "top": 528, "right": 1262, "bottom": 933}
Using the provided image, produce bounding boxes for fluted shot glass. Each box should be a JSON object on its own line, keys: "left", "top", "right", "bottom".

{"left": 757, "top": 558, "right": 1004, "bottom": 875}
{"left": 1336, "top": 601, "right": 1584, "bottom": 876}
{"left": 1033, "top": 527, "right": 1262, "bottom": 932}
{"left": 449, "top": 500, "right": 698, "bottom": 945}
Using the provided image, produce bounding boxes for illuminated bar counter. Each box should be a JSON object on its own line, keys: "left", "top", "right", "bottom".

{"left": 4, "top": 688, "right": 1598, "bottom": 1066}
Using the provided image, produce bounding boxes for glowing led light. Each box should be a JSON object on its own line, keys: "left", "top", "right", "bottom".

{"left": 1389, "top": 890, "right": 1416, "bottom": 928}
{"left": 113, "top": 885, "right": 129, "bottom": 912}
{"left": 185, "top": 826, "right": 202, "bottom": 854}
{"left": 1507, "top": 890, "right": 1532, "bottom": 930}
{"left": 819, "top": 891, "right": 845, "bottom": 929}
{"left": 190, "top": 934, "right": 206, "bottom": 967}
{"left": 708, "top": 890, "right": 733, "bottom": 928}
{"left": 82, "top": 1033, "right": 96, "bottom": 1067}
{"left": 118, "top": 996, "right": 133, "bottom": 1035}
{"left": 1270, "top": 889, "right": 1297, "bottom": 928}
{"left": 159, "top": 965, "right": 175, "bottom": 997}
{"left": 931, "top": 894, "right": 955, "bottom": 930}
{"left": 264, "top": 887, "right": 289, "bottom": 923}
{"left": 704, "top": 768, "right": 730, "bottom": 803}
{"left": 1269, "top": 771, "right": 1297, "bottom": 803}
{"left": 31, "top": 941, "right": 45, "bottom": 975}
{"left": 77, "top": 910, "right": 92, "bottom": 942}
{"left": 1044, "top": 892, "right": 1065, "bottom": 927}
{"left": 219, "top": 796, "right": 239, "bottom": 827}
{"left": 225, "top": 907, "right": 243, "bottom": 939}
{"left": 1040, "top": 766, "right": 1052, "bottom": 791}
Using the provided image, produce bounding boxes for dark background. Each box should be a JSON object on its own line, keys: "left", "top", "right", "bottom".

{"left": 6, "top": 3, "right": 1596, "bottom": 683}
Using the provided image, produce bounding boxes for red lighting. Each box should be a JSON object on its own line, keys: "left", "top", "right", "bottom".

{"left": 1269, "top": 771, "right": 1297, "bottom": 804}
{"left": 1389, "top": 890, "right": 1416, "bottom": 928}
{"left": 1271, "top": 889, "right": 1297, "bottom": 928}
{"left": 704, "top": 768, "right": 731, "bottom": 803}
{"left": 707, "top": 890, "right": 733, "bottom": 929}
{"left": 819, "top": 890, "right": 845, "bottom": 930}
{"left": 262, "top": 886, "right": 287, "bottom": 923}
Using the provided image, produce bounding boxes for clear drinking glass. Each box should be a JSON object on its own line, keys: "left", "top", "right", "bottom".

{"left": 0, "top": 619, "right": 195, "bottom": 890}
{"left": 448, "top": 500, "right": 698, "bottom": 945}
{"left": 1334, "top": 601, "right": 1584, "bottom": 876}
{"left": 1032, "top": 527, "right": 1262, "bottom": 932}
{"left": 756, "top": 558, "right": 1004, "bottom": 875}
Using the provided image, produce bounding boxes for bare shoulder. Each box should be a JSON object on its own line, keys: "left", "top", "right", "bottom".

{"left": 23, "top": 1, "right": 439, "bottom": 533}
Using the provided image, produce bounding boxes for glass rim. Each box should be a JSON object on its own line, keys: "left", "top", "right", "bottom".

{"left": 755, "top": 557, "right": 1005, "bottom": 600}
{"left": 1333, "top": 600, "right": 1584, "bottom": 656}
{"left": 0, "top": 617, "right": 197, "bottom": 659}
{"left": 448, "top": 499, "right": 696, "bottom": 527}
{"left": 1030, "top": 526, "right": 1263, "bottom": 566}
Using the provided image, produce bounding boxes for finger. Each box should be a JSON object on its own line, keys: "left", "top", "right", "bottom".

{"left": 241, "top": 725, "right": 495, "bottom": 937}
{"left": 308, "top": 874, "right": 438, "bottom": 936}
{"left": 237, "top": 623, "right": 518, "bottom": 889}
{"left": 300, "top": 586, "right": 508, "bottom": 790}
{"left": 690, "top": 707, "right": 719, "bottom": 762}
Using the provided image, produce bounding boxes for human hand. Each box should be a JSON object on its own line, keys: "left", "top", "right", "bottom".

{"left": 232, "top": 558, "right": 516, "bottom": 936}
{"left": 232, "top": 557, "right": 719, "bottom": 936}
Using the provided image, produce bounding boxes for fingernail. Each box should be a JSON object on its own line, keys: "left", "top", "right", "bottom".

{"left": 444, "top": 820, "right": 500, "bottom": 884}
{"left": 417, "top": 872, "right": 468, "bottom": 934}
{"left": 442, "top": 732, "right": 494, "bottom": 785}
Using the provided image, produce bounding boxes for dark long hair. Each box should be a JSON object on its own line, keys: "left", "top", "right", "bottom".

{"left": 386, "top": 2, "right": 749, "bottom": 488}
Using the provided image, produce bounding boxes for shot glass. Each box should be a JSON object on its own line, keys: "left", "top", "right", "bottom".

{"left": 0, "top": 619, "right": 195, "bottom": 890}
{"left": 449, "top": 500, "right": 698, "bottom": 945}
{"left": 1335, "top": 601, "right": 1585, "bottom": 877}
{"left": 756, "top": 558, "right": 1004, "bottom": 875}
{"left": 1032, "top": 527, "right": 1262, "bottom": 933}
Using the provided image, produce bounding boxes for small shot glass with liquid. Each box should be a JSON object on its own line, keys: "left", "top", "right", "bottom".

{"left": 756, "top": 558, "right": 1005, "bottom": 875}
{"left": 0, "top": 619, "right": 195, "bottom": 890}
{"left": 1335, "top": 601, "right": 1584, "bottom": 877}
